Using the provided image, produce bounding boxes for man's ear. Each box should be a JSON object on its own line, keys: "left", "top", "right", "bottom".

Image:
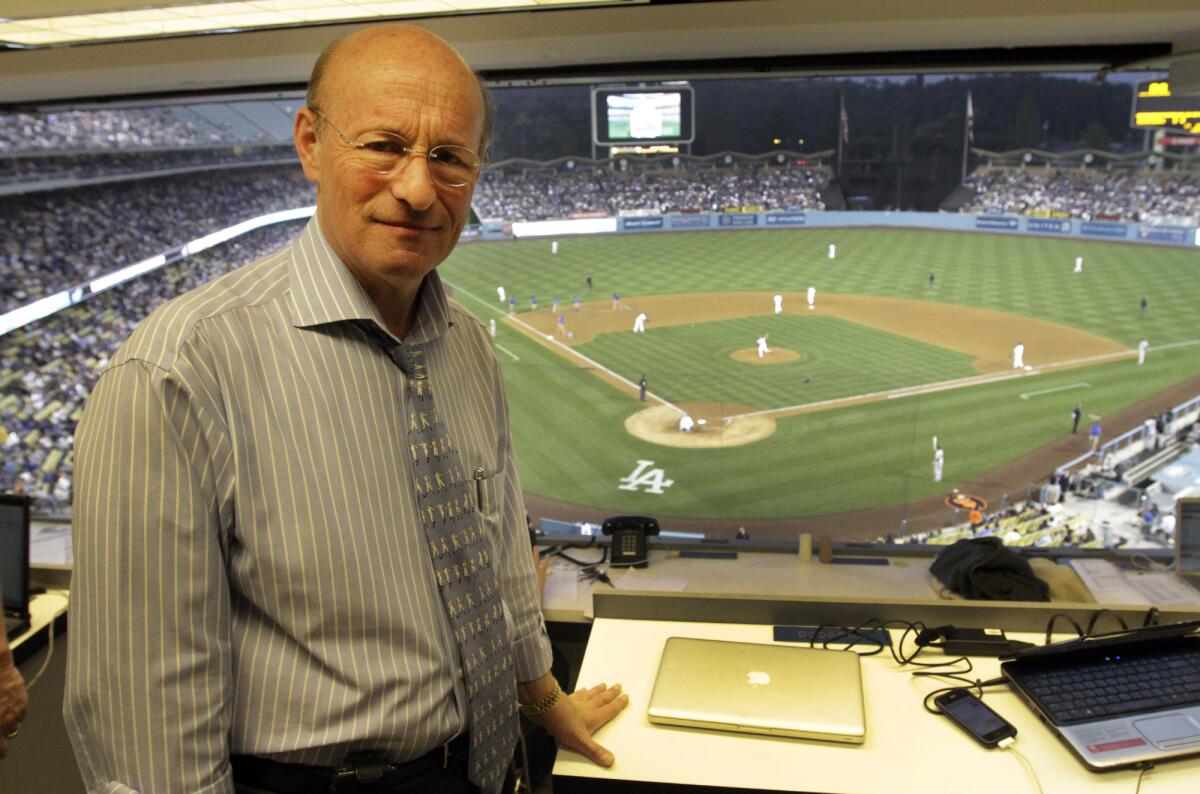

{"left": 294, "top": 108, "right": 320, "bottom": 183}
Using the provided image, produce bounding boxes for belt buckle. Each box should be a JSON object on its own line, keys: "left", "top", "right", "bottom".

{"left": 334, "top": 751, "right": 397, "bottom": 788}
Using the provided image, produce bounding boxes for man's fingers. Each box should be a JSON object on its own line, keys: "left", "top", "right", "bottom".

{"left": 568, "top": 733, "right": 614, "bottom": 767}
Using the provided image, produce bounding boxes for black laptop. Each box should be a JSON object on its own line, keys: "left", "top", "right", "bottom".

{"left": 1001, "top": 619, "right": 1200, "bottom": 771}
{"left": 1, "top": 494, "right": 32, "bottom": 640}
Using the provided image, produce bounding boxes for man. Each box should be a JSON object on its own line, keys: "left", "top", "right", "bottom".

{"left": 638, "top": 375, "right": 647, "bottom": 402}
{"left": 773, "top": 293, "right": 783, "bottom": 314}
{"left": 66, "top": 25, "right": 625, "bottom": 794}
{"left": 928, "top": 272, "right": 935, "bottom": 290}
{"left": 632, "top": 311, "right": 647, "bottom": 333}
{"left": 1138, "top": 337, "right": 1148, "bottom": 365}
{"left": 828, "top": 242, "right": 836, "bottom": 260}
{"left": 679, "top": 413, "right": 695, "bottom": 432}
{"left": 551, "top": 240, "right": 559, "bottom": 255}
{"left": 806, "top": 285, "right": 816, "bottom": 310}
{"left": 756, "top": 334, "right": 770, "bottom": 359}
{"left": 1071, "top": 404, "right": 1082, "bottom": 434}
{"left": 551, "top": 295, "right": 559, "bottom": 314}
{"left": 1090, "top": 420, "right": 1103, "bottom": 452}
{"left": 1012, "top": 341, "right": 1025, "bottom": 369}
{"left": 496, "top": 285, "right": 506, "bottom": 303}
{"left": 0, "top": 632, "right": 28, "bottom": 760}
{"left": 1140, "top": 295, "right": 1148, "bottom": 315}
{"left": 1074, "top": 256, "right": 1082, "bottom": 274}
{"left": 612, "top": 291, "right": 620, "bottom": 310}
{"left": 933, "top": 443, "right": 944, "bottom": 483}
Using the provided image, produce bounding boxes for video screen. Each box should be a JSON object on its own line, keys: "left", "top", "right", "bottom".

{"left": 593, "top": 86, "right": 694, "bottom": 145}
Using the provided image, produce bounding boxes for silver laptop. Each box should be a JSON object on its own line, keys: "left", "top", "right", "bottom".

{"left": 647, "top": 636, "right": 866, "bottom": 744}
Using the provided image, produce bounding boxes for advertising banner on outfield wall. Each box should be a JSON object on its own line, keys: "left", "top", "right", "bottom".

{"left": 719, "top": 213, "right": 759, "bottom": 227}
{"left": 669, "top": 214, "right": 711, "bottom": 229}
{"left": 765, "top": 212, "right": 807, "bottom": 226}
{"left": 1137, "top": 225, "right": 1190, "bottom": 245}
{"left": 1080, "top": 221, "right": 1128, "bottom": 239}
{"left": 621, "top": 216, "right": 665, "bottom": 230}
{"left": 975, "top": 216, "right": 1020, "bottom": 230}
{"left": 1026, "top": 218, "right": 1071, "bottom": 234}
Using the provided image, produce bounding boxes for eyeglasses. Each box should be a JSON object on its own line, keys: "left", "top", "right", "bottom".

{"left": 312, "top": 110, "right": 482, "bottom": 188}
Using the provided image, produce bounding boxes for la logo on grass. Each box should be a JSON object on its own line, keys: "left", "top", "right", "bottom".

{"left": 618, "top": 460, "right": 674, "bottom": 494}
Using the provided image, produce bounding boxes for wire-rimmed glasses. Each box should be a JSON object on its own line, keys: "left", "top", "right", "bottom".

{"left": 312, "top": 110, "right": 482, "bottom": 188}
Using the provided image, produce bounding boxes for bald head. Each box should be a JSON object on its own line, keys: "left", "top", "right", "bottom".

{"left": 306, "top": 25, "right": 494, "bottom": 160}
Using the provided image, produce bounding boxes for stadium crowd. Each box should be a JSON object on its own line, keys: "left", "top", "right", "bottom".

{"left": 1, "top": 165, "right": 313, "bottom": 313}
{"left": 472, "top": 162, "right": 829, "bottom": 220}
{"left": 963, "top": 166, "right": 1200, "bottom": 226}
{"left": 1, "top": 145, "right": 296, "bottom": 184}
{"left": 0, "top": 107, "right": 244, "bottom": 152}
{"left": 0, "top": 222, "right": 307, "bottom": 508}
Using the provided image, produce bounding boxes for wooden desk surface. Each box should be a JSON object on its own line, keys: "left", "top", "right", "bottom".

{"left": 552, "top": 618, "right": 1200, "bottom": 793}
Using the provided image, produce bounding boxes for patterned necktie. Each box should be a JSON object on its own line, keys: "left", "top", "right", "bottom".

{"left": 363, "top": 323, "right": 517, "bottom": 793}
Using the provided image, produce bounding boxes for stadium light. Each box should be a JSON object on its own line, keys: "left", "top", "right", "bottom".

{"left": 0, "top": 0, "right": 643, "bottom": 47}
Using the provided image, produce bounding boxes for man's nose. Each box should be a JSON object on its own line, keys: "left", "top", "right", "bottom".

{"left": 387, "top": 151, "right": 437, "bottom": 210}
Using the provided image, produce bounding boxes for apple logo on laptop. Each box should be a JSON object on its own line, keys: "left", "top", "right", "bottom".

{"left": 747, "top": 670, "right": 771, "bottom": 688}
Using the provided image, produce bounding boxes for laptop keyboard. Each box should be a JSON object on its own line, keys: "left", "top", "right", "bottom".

{"left": 1020, "top": 646, "right": 1200, "bottom": 724}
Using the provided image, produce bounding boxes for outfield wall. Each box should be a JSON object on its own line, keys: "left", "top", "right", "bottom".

{"left": 482, "top": 211, "right": 1200, "bottom": 248}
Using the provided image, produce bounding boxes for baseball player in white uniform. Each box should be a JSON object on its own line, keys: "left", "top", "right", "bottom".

{"left": 551, "top": 240, "right": 559, "bottom": 255}
{"left": 633, "top": 312, "right": 647, "bottom": 333}
{"left": 679, "top": 413, "right": 695, "bottom": 433}
{"left": 773, "top": 293, "right": 783, "bottom": 314}
{"left": 1138, "top": 338, "right": 1148, "bottom": 365}
{"left": 756, "top": 335, "right": 770, "bottom": 358}
{"left": 488, "top": 318, "right": 496, "bottom": 338}
{"left": 1012, "top": 342, "right": 1025, "bottom": 369}
{"left": 1074, "top": 256, "right": 1083, "bottom": 274}
{"left": 828, "top": 243, "right": 836, "bottom": 260}
{"left": 933, "top": 444, "right": 944, "bottom": 483}
{"left": 807, "top": 286, "right": 816, "bottom": 311}
{"left": 496, "top": 285, "right": 506, "bottom": 303}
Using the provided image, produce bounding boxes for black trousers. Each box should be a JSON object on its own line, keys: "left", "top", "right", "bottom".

{"left": 230, "top": 735, "right": 484, "bottom": 794}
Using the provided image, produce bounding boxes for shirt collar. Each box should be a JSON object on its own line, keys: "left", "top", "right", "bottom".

{"left": 288, "top": 217, "right": 451, "bottom": 344}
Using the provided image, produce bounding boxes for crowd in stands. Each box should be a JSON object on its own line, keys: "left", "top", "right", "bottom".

{"left": 1, "top": 165, "right": 313, "bottom": 313}
{"left": 0, "top": 222, "right": 307, "bottom": 508}
{"left": 963, "top": 166, "right": 1200, "bottom": 226}
{"left": 1, "top": 145, "right": 296, "bottom": 185}
{"left": 472, "top": 162, "right": 829, "bottom": 220}
{"left": 0, "top": 107, "right": 244, "bottom": 152}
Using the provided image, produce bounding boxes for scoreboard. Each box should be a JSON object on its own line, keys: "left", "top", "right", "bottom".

{"left": 1131, "top": 80, "right": 1200, "bottom": 134}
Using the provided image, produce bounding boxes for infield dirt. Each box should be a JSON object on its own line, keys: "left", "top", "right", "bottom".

{"left": 509, "top": 291, "right": 1130, "bottom": 449}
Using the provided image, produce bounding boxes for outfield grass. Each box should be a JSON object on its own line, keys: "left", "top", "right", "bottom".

{"left": 441, "top": 228, "right": 1200, "bottom": 519}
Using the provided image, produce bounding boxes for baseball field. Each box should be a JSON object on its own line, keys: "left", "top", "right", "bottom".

{"left": 438, "top": 227, "right": 1200, "bottom": 526}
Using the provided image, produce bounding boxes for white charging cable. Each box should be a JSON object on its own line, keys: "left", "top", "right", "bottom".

{"left": 997, "top": 736, "right": 1044, "bottom": 794}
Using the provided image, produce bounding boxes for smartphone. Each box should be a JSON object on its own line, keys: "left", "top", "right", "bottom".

{"left": 934, "top": 689, "right": 1017, "bottom": 748}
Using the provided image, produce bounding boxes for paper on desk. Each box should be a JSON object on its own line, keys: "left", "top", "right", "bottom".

{"left": 1067, "top": 558, "right": 1152, "bottom": 605}
{"left": 613, "top": 568, "right": 688, "bottom": 592}
{"left": 541, "top": 560, "right": 581, "bottom": 602}
{"left": 1124, "top": 572, "right": 1200, "bottom": 606}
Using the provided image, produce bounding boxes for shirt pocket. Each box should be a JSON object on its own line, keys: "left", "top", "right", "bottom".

{"left": 472, "top": 466, "right": 502, "bottom": 534}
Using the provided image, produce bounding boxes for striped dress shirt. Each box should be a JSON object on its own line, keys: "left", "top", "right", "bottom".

{"left": 65, "top": 219, "right": 553, "bottom": 793}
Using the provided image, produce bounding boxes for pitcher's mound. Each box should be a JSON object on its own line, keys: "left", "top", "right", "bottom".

{"left": 731, "top": 347, "right": 800, "bottom": 365}
{"left": 625, "top": 401, "right": 776, "bottom": 448}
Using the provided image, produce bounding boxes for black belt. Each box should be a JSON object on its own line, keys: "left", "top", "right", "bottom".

{"left": 230, "top": 734, "right": 471, "bottom": 794}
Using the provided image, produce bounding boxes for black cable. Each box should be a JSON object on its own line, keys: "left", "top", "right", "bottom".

{"left": 1043, "top": 613, "right": 1085, "bottom": 646}
{"left": 1134, "top": 763, "right": 1154, "bottom": 794}
{"left": 1084, "top": 609, "right": 1129, "bottom": 636}
{"left": 1142, "top": 606, "right": 1160, "bottom": 627}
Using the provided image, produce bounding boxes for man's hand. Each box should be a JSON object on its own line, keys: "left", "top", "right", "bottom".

{"left": 530, "top": 682, "right": 628, "bottom": 767}
{"left": 0, "top": 643, "right": 28, "bottom": 760}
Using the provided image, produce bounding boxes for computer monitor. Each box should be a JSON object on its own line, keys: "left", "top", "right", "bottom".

{"left": 1177, "top": 497, "right": 1200, "bottom": 580}
{"left": 1, "top": 493, "right": 32, "bottom": 638}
